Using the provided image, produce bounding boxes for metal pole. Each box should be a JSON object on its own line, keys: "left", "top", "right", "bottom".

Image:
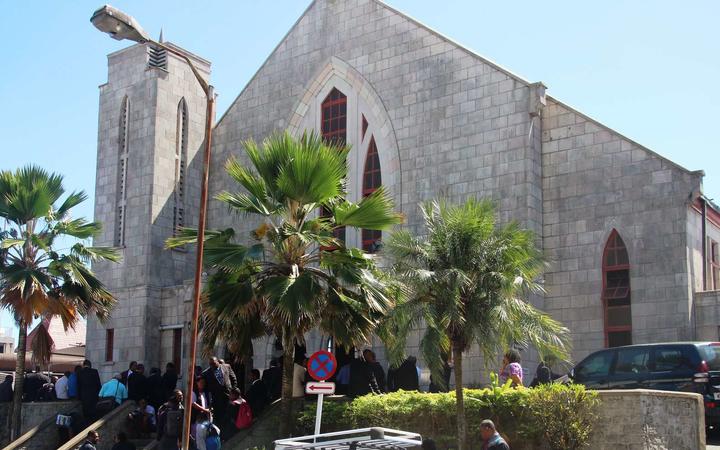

{"left": 314, "top": 392, "right": 324, "bottom": 437}
{"left": 180, "top": 82, "right": 215, "bottom": 450}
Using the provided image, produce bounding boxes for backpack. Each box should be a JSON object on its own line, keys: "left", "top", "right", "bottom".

{"left": 206, "top": 424, "right": 221, "bottom": 450}
{"left": 234, "top": 400, "right": 252, "bottom": 429}
{"left": 163, "top": 407, "right": 183, "bottom": 437}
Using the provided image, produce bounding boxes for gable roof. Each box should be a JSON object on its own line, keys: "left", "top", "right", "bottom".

{"left": 27, "top": 317, "right": 85, "bottom": 352}
{"left": 214, "top": 0, "right": 702, "bottom": 178}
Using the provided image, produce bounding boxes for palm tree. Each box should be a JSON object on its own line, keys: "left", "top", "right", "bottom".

{"left": 166, "top": 132, "right": 403, "bottom": 435}
{"left": 381, "top": 199, "right": 570, "bottom": 450}
{"left": 0, "top": 166, "right": 119, "bottom": 439}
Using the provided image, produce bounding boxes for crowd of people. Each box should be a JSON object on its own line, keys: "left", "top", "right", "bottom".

{"left": 4, "top": 347, "right": 559, "bottom": 449}
{"left": 61, "top": 356, "right": 262, "bottom": 450}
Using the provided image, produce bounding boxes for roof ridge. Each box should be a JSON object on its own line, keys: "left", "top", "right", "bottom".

{"left": 371, "top": 0, "right": 532, "bottom": 86}
{"left": 547, "top": 95, "right": 702, "bottom": 177}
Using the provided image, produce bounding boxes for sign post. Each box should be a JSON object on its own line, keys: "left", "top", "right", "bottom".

{"left": 306, "top": 350, "right": 337, "bottom": 437}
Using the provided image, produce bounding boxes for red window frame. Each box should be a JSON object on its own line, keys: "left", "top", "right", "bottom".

{"left": 710, "top": 240, "right": 720, "bottom": 290}
{"left": 602, "top": 230, "right": 632, "bottom": 347}
{"left": 105, "top": 329, "right": 114, "bottom": 362}
{"left": 362, "top": 137, "right": 382, "bottom": 252}
{"left": 172, "top": 328, "right": 182, "bottom": 370}
{"left": 320, "top": 88, "right": 348, "bottom": 250}
{"left": 321, "top": 88, "right": 347, "bottom": 147}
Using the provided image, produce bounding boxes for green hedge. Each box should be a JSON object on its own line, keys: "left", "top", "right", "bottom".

{"left": 297, "top": 383, "right": 598, "bottom": 450}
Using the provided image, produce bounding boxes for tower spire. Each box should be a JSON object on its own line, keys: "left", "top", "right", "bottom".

{"left": 158, "top": 27, "right": 164, "bottom": 43}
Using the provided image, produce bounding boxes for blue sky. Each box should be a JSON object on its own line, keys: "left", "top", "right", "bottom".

{"left": 1, "top": 1, "right": 718, "bottom": 335}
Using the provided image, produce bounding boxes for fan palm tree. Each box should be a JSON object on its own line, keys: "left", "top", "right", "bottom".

{"left": 381, "top": 198, "right": 570, "bottom": 450}
{"left": 0, "top": 165, "right": 119, "bottom": 439}
{"left": 166, "top": 132, "right": 403, "bottom": 435}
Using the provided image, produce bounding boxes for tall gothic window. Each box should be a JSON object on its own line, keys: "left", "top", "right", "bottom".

{"left": 321, "top": 88, "right": 347, "bottom": 246}
{"left": 115, "top": 96, "right": 130, "bottom": 247}
{"left": 362, "top": 137, "right": 382, "bottom": 252}
{"left": 321, "top": 88, "right": 347, "bottom": 146}
{"left": 173, "top": 98, "right": 188, "bottom": 238}
{"left": 603, "top": 230, "right": 632, "bottom": 347}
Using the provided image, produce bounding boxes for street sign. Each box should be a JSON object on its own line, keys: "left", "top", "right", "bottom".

{"left": 306, "top": 381, "right": 336, "bottom": 395}
{"left": 307, "top": 350, "right": 337, "bottom": 381}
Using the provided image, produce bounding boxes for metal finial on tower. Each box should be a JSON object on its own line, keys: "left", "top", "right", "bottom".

{"left": 159, "top": 27, "right": 164, "bottom": 43}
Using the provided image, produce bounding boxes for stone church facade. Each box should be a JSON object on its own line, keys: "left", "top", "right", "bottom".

{"left": 87, "top": 0, "right": 720, "bottom": 384}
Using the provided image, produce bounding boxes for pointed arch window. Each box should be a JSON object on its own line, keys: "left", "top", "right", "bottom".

{"left": 320, "top": 88, "right": 347, "bottom": 247}
{"left": 321, "top": 88, "right": 347, "bottom": 147}
{"left": 603, "top": 230, "right": 632, "bottom": 347}
{"left": 173, "top": 98, "right": 188, "bottom": 238}
{"left": 362, "top": 137, "right": 382, "bottom": 252}
{"left": 115, "top": 96, "right": 130, "bottom": 247}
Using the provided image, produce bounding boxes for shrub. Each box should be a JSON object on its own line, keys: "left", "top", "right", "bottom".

{"left": 297, "top": 383, "right": 598, "bottom": 450}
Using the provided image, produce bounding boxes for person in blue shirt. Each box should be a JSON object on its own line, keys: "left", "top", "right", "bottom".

{"left": 67, "top": 365, "right": 81, "bottom": 399}
{"left": 99, "top": 374, "right": 128, "bottom": 405}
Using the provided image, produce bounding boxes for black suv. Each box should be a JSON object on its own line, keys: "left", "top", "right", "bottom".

{"left": 569, "top": 342, "right": 720, "bottom": 426}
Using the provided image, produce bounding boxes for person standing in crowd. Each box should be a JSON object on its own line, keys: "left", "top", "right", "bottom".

{"left": 111, "top": 432, "right": 136, "bottom": 450}
{"left": 157, "top": 389, "right": 184, "bottom": 450}
{"left": 77, "top": 360, "right": 102, "bottom": 420}
{"left": 429, "top": 352, "right": 452, "bottom": 393}
{"left": 56, "top": 371, "right": 71, "bottom": 400}
{"left": 146, "top": 367, "right": 164, "bottom": 409}
{"left": 127, "top": 398, "right": 156, "bottom": 435}
{"left": 499, "top": 349, "right": 523, "bottom": 388}
{"left": 161, "top": 362, "right": 178, "bottom": 401}
{"left": 226, "top": 388, "right": 252, "bottom": 440}
{"left": 203, "top": 356, "right": 237, "bottom": 426}
{"left": 480, "top": 419, "right": 509, "bottom": 450}
{"left": 363, "top": 349, "right": 386, "bottom": 393}
{"left": 195, "top": 410, "right": 221, "bottom": 450}
{"left": 122, "top": 361, "right": 137, "bottom": 385}
{"left": 128, "top": 363, "right": 148, "bottom": 401}
{"left": 99, "top": 374, "right": 128, "bottom": 407}
{"left": 348, "top": 353, "right": 381, "bottom": 397}
{"left": 24, "top": 366, "right": 50, "bottom": 402}
{"left": 38, "top": 375, "right": 57, "bottom": 401}
{"left": 388, "top": 356, "right": 420, "bottom": 392}
{"left": 245, "top": 369, "right": 268, "bottom": 416}
{"left": 191, "top": 376, "right": 212, "bottom": 424}
{"left": 0, "top": 375, "right": 13, "bottom": 402}
{"left": 261, "top": 359, "right": 282, "bottom": 401}
{"left": 67, "top": 365, "right": 81, "bottom": 399}
{"left": 79, "top": 430, "right": 100, "bottom": 450}
{"left": 292, "top": 355, "right": 307, "bottom": 398}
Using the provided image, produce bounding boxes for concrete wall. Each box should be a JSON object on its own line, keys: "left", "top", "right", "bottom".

{"left": 589, "top": 390, "right": 705, "bottom": 450}
{"left": 0, "top": 401, "right": 79, "bottom": 447}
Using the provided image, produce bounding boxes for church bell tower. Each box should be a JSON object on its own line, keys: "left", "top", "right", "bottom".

{"left": 87, "top": 40, "right": 211, "bottom": 381}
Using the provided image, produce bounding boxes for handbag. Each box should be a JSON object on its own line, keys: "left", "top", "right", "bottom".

{"left": 96, "top": 380, "right": 120, "bottom": 414}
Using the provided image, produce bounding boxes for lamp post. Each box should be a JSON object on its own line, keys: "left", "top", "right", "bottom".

{"left": 91, "top": 6, "right": 214, "bottom": 449}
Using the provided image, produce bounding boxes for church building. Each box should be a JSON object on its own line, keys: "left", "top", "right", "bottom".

{"left": 87, "top": 0, "right": 720, "bottom": 384}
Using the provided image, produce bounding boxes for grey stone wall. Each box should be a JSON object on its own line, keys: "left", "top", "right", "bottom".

{"left": 695, "top": 291, "right": 720, "bottom": 341}
{"left": 209, "top": 0, "right": 546, "bottom": 383}
{"left": 88, "top": 41, "right": 211, "bottom": 381}
{"left": 541, "top": 98, "right": 703, "bottom": 362}
{"left": 589, "top": 389, "right": 705, "bottom": 450}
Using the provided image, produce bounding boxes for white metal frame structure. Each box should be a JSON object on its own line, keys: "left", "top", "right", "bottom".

{"left": 274, "top": 428, "right": 423, "bottom": 450}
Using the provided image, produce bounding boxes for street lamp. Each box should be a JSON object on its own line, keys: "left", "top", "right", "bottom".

{"left": 91, "top": 5, "right": 214, "bottom": 450}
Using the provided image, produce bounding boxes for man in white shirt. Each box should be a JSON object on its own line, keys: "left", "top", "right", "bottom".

{"left": 55, "top": 371, "right": 70, "bottom": 400}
